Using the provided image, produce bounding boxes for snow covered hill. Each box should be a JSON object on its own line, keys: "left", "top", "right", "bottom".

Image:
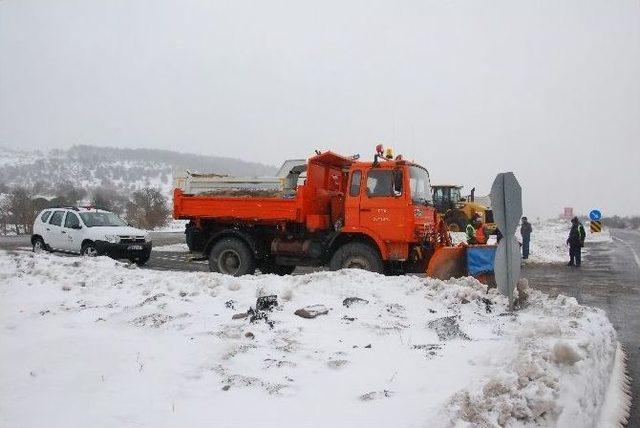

{"left": 0, "top": 145, "right": 277, "bottom": 199}
{"left": 0, "top": 250, "right": 625, "bottom": 427}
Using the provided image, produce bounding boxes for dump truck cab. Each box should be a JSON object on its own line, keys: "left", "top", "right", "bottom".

{"left": 340, "top": 157, "right": 442, "bottom": 265}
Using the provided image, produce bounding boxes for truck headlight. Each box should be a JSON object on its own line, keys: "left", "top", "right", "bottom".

{"left": 104, "top": 235, "right": 120, "bottom": 244}
{"left": 144, "top": 235, "right": 152, "bottom": 243}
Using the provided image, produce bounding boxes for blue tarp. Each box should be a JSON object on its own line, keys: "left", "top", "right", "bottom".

{"left": 466, "top": 245, "right": 497, "bottom": 275}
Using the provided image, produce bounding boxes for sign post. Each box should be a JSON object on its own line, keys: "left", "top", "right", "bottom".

{"left": 589, "top": 209, "right": 603, "bottom": 233}
{"left": 490, "top": 172, "right": 522, "bottom": 310}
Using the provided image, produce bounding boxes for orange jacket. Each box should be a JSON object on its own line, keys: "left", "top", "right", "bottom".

{"left": 475, "top": 226, "right": 487, "bottom": 245}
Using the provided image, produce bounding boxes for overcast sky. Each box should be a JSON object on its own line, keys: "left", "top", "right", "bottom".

{"left": 1, "top": 0, "right": 639, "bottom": 218}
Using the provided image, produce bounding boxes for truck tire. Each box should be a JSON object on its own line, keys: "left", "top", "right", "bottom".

{"left": 208, "top": 237, "right": 256, "bottom": 276}
{"left": 444, "top": 211, "right": 468, "bottom": 232}
{"left": 260, "top": 262, "right": 296, "bottom": 276}
{"left": 329, "top": 242, "right": 383, "bottom": 273}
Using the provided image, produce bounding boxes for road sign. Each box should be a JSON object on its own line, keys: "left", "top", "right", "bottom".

{"left": 589, "top": 210, "right": 602, "bottom": 221}
{"left": 590, "top": 220, "right": 602, "bottom": 233}
{"left": 490, "top": 172, "right": 522, "bottom": 309}
{"left": 563, "top": 207, "right": 574, "bottom": 219}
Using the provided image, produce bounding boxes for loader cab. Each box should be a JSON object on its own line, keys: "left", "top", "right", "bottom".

{"left": 432, "top": 185, "right": 463, "bottom": 214}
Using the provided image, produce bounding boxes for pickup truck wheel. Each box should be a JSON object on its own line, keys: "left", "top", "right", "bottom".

{"left": 81, "top": 242, "right": 99, "bottom": 257}
{"left": 260, "top": 262, "right": 296, "bottom": 276}
{"left": 329, "top": 242, "right": 383, "bottom": 273}
{"left": 209, "top": 238, "right": 256, "bottom": 276}
{"left": 32, "top": 237, "right": 47, "bottom": 253}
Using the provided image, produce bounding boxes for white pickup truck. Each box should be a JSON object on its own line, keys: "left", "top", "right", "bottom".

{"left": 31, "top": 206, "right": 152, "bottom": 265}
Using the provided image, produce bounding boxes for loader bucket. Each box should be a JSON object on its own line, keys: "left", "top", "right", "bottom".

{"left": 426, "top": 245, "right": 467, "bottom": 280}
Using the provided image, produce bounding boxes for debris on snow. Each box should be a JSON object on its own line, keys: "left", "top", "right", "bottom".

{"left": 428, "top": 316, "right": 471, "bottom": 341}
{"left": 342, "top": 297, "right": 369, "bottom": 307}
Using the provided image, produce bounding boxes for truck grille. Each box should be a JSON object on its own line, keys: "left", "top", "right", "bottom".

{"left": 119, "top": 236, "right": 146, "bottom": 244}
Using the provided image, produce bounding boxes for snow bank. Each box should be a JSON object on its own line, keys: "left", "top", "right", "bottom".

{"left": 153, "top": 243, "right": 190, "bottom": 252}
{"left": 152, "top": 219, "right": 189, "bottom": 233}
{"left": 0, "top": 251, "right": 620, "bottom": 428}
{"left": 521, "top": 219, "right": 612, "bottom": 264}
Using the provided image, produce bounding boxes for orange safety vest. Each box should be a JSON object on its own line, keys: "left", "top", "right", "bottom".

{"left": 475, "top": 226, "right": 487, "bottom": 245}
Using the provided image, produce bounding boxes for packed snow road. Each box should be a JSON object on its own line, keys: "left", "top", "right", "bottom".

{"left": 0, "top": 250, "right": 623, "bottom": 427}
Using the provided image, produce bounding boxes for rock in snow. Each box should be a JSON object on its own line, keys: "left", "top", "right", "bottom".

{"left": 294, "top": 304, "right": 329, "bottom": 319}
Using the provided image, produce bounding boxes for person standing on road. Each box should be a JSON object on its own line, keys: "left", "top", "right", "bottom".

{"left": 578, "top": 220, "right": 586, "bottom": 248}
{"left": 567, "top": 217, "right": 582, "bottom": 267}
{"left": 520, "top": 217, "right": 532, "bottom": 259}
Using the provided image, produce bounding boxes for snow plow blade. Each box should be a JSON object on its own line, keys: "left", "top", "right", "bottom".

{"left": 426, "top": 245, "right": 467, "bottom": 280}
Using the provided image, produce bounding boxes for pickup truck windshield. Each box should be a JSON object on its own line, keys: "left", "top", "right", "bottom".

{"left": 410, "top": 166, "right": 433, "bottom": 205}
{"left": 79, "top": 212, "right": 128, "bottom": 227}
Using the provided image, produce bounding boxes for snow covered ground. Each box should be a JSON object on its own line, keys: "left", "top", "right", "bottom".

{"left": 521, "top": 219, "right": 613, "bottom": 264}
{"left": 153, "top": 219, "right": 189, "bottom": 233}
{"left": 0, "top": 250, "right": 624, "bottom": 427}
{"left": 153, "top": 242, "right": 190, "bottom": 252}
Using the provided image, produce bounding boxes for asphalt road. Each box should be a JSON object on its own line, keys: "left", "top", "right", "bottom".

{"left": 2, "top": 229, "right": 639, "bottom": 425}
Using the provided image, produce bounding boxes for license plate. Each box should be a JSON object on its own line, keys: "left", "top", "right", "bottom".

{"left": 128, "top": 245, "right": 143, "bottom": 251}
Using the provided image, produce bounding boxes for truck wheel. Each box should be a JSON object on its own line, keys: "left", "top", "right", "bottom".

{"left": 209, "top": 238, "right": 256, "bottom": 276}
{"left": 260, "top": 262, "right": 296, "bottom": 276}
{"left": 329, "top": 242, "right": 383, "bottom": 273}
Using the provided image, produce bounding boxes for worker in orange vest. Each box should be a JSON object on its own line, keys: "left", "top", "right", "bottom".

{"left": 466, "top": 213, "right": 487, "bottom": 245}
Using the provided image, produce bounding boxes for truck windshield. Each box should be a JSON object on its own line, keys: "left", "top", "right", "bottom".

{"left": 409, "top": 166, "right": 433, "bottom": 205}
{"left": 79, "top": 212, "right": 128, "bottom": 227}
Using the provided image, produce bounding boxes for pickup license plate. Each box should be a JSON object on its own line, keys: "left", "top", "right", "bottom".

{"left": 128, "top": 245, "right": 143, "bottom": 251}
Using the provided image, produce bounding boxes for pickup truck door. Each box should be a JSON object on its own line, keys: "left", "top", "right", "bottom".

{"left": 59, "top": 211, "right": 83, "bottom": 253}
{"left": 359, "top": 169, "right": 407, "bottom": 244}
{"left": 46, "top": 210, "right": 67, "bottom": 250}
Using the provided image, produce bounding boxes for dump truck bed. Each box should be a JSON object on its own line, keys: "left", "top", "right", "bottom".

{"left": 173, "top": 188, "right": 301, "bottom": 223}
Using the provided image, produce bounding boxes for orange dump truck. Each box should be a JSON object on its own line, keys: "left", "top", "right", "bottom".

{"left": 173, "top": 148, "right": 468, "bottom": 277}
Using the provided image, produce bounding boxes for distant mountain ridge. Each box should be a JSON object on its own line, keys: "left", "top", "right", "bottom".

{"left": 0, "top": 145, "right": 277, "bottom": 198}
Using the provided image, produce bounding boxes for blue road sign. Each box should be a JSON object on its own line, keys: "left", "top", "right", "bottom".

{"left": 589, "top": 210, "right": 602, "bottom": 221}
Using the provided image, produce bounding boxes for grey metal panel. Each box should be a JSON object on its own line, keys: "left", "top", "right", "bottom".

{"left": 489, "top": 172, "right": 523, "bottom": 307}
{"left": 490, "top": 172, "right": 522, "bottom": 236}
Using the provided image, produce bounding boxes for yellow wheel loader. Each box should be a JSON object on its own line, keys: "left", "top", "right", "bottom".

{"left": 432, "top": 185, "right": 497, "bottom": 233}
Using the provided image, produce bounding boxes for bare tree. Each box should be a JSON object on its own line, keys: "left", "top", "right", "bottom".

{"left": 125, "top": 188, "right": 170, "bottom": 230}
{"left": 91, "top": 187, "right": 129, "bottom": 215}
{"left": 8, "top": 187, "right": 37, "bottom": 234}
{"left": 0, "top": 194, "right": 9, "bottom": 235}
